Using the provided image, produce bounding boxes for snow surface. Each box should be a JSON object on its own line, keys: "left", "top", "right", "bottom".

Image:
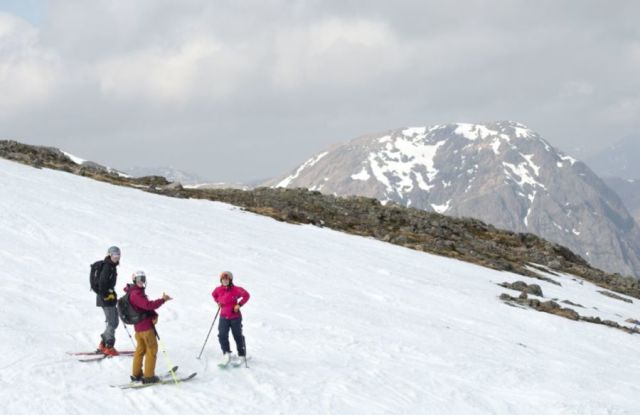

{"left": 454, "top": 123, "right": 498, "bottom": 140}
{"left": 430, "top": 200, "right": 451, "bottom": 214}
{"left": 351, "top": 167, "right": 371, "bottom": 181}
{"left": 61, "top": 151, "right": 86, "bottom": 165}
{"left": 559, "top": 154, "right": 578, "bottom": 166}
{"left": 2, "top": 158, "right": 640, "bottom": 414}
{"left": 60, "top": 150, "right": 130, "bottom": 179}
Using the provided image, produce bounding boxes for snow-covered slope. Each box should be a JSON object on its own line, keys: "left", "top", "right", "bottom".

{"left": 1, "top": 157, "right": 639, "bottom": 414}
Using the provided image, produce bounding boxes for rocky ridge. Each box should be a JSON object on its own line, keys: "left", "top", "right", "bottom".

{"left": 2, "top": 139, "right": 640, "bottom": 308}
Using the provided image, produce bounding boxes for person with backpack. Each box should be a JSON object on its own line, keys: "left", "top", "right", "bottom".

{"left": 93, "top": 246, "right": 121, "bottom": 356}
{"left": 125, "top": 270, "right": 172, "bottom": 384}
{"left": 212, "top": 271, "right": 250, "bottom": 366}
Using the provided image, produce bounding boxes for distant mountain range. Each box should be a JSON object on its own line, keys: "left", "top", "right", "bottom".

{"left": 601, "top": 177, "right": 640, "bottom": 225}
{"left": 268, "top": 121, "right": 640, "bottom": 277}
{"left": 123, "top": 166, "right": 209, "bottom": 186}
{"left": 586, "top": 135, "right": 640, "bottom": 179}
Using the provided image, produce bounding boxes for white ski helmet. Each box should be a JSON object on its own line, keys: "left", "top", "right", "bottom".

{"left": 132, "top": 270, "right": 146, "bottom": 285}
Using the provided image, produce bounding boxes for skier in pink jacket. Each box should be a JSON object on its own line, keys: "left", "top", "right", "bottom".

{"left": 211, "top": 271, "right": 250, "bottom": 365}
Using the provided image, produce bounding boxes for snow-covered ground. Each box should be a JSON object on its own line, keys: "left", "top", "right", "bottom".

{"left": 1, "top": 157, "right": 639, "bottom": 415}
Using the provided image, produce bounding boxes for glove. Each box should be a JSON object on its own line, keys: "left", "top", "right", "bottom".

{"left": 233, "top": 304, "right": 241, "bottom": 312}
{"left": 103, "top": 290, "right": 116, "bottom": 301}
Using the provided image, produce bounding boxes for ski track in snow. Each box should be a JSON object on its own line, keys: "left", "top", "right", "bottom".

{"left": 1, "top": 158, "right": 640, "bottom": 414}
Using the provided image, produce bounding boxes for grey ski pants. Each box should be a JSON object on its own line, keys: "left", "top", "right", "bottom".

{"left": 101, "top": 306, "right": 119, "bottom": 347}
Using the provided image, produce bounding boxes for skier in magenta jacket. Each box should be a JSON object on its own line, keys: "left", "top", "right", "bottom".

{"left": 211, "top": 271, "right": 250, "bottom": 365}
{"left": 126, "top": 271, "right": 172, "bottom": 384}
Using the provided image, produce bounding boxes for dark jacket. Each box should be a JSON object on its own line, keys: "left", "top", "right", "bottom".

{"left": 126, "top": 283, "right": 165, "bottom": 332}
{"left": 96, "top": 256, "right": 118, "bottom": 307}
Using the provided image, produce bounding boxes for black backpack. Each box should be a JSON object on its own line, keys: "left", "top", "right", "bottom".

{"left": 89, "top": 260, "right": 103, "bottom": 293}
{"left": 117, "top": 291, "right": 149, "bottom": 325}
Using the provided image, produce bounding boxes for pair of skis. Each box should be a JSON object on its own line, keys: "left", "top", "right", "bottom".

{"left": 113, "top": 356, "right": 248, "bottom": 389}
{"left": 67, "top": 350, "right": 135, "bottom": 362}
{"left": 111, "top": 366, "right": 198, "bottom": 389}
{"left": 218, "top": 355, "right": 251, "bottom": 369}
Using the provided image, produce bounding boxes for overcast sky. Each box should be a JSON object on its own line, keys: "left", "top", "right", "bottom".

{"left": 1, "top": 0, "right": 638, "bottom": 182}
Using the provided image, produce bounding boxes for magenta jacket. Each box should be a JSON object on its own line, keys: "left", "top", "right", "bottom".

{"left": 212, "top": 285, "right": 250, "bottom": 319}
{"left": 125, "top": 284, "right": 166, "bottom": 332}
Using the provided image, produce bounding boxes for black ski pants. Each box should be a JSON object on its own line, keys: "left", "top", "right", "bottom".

{"left": 218, "top": 316, "right": 245, "bottom": 356}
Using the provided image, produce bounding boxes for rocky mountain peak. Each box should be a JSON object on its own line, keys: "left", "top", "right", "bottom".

{"left": 269, "top": 122, "right": 640, "bottom": 277}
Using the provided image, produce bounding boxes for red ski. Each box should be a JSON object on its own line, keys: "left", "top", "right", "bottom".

{"left": 67, "top": 350, "right": 135, "bottom": 356}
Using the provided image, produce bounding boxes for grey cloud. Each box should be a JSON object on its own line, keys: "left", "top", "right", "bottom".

{"left": 1, "top": 0, "right": 639, "bottom": 182}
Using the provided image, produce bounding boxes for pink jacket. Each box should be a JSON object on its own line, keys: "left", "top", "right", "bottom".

{"left": 212, "top": 285, "right": 250, "bottom": 319}
{"left": 126, "top": 284, "right": 166, "bottom": 332}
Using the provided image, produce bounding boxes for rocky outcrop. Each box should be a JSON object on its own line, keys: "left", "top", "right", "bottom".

{"left": 499, "top": 293, "right": 639, "bottom": 334}
{"left": 498, "top": 281, "right": 543, "bottom": 297}
{"left": 598, "top": 290, "right": 633, "bottom": 303}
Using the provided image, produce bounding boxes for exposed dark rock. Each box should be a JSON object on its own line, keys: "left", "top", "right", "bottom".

{"left": 498, "top": 281, "right": 544, "bottom": 297}
{"left": 597, "top": 290, "right": 633, "bottom": 303}
{"left": 500, "top": 293, "right": 579, "bottom": 321}
{"left": 500, "top": 292, "right": 640, "bottom": 333}
{"left": 579, "top": 316, "right": 639, "bottom": 333}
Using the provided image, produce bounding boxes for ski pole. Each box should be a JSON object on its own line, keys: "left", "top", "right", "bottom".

{"left": 242, "top": 335, "right": 249, "bottom": 368}
{"left": 153, "top": 326, "right": 179, "bottom": 385}
{"left": 197, "top": 307, "right": 220, "bottom": 360}
{"left": 121, "top": 319, "right": 136, "bottom": 349}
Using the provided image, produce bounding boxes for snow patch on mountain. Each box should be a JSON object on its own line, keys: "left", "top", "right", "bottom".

{"left": 431, "top": 200, "right": 451, "bottom": 214}
{"left": 276, "top": 152, "right": 328, "bottom": 188}
{"left": 521, "top": 153, "right": 541, "bottom": 176}
{"left": 62, "top": 151, "right": 86, "bottom": 165}
{"left": 366, "top": 134, "right": 444, "bottom": 194}
{"left": 454, "top": 123, "right": 498, "bottom": 140}
{"left": 402, "top": 126, "right": 427, "bottom": 137}
{"left": 502, "top": 159, "right": 546, "bottom": 191}
{"left": 491, "top": 137, "right": 503, "bottom": 155}
{"left": 514, "top": 126, "right": 534, "bottom": 138}
{"left": 351, "top": 167, "right": 371, "bottom": 181}
{"left": 61, "top": 149, "right": 130, "bottom": 178}
{"left": 559, "top": 154, "right": 578, "bottom": 166}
